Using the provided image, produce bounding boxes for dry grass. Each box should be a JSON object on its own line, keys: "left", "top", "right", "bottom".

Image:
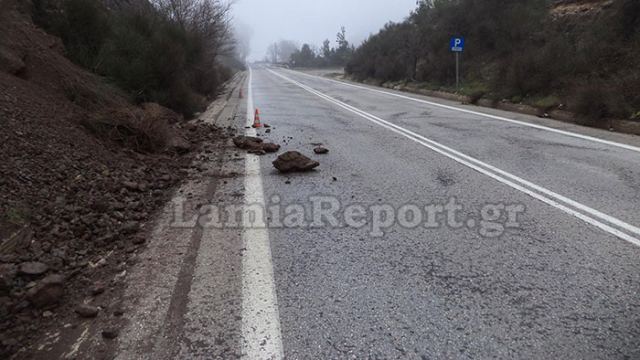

{"left": 81, "top": 106, "right": 172, "bottom": 153}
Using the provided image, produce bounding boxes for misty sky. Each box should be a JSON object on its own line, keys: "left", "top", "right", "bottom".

{"left": 232, "top": 0, "right": 419, "bottom": 61}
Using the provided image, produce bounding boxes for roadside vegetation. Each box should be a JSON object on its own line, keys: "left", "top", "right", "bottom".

{"left": 345, "top": 0, "right": 640, "bottom": 124}
{"left": 31, "top": 0, "right": 242, "bottom": 117}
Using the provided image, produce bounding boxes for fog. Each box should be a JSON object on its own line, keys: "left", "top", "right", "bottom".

{"left": 232, "top": 0, "right": 419, "bottom": 61}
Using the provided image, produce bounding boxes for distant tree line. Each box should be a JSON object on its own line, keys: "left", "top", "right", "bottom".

{"left": 346, "top": 0, "right": 640, "bottom": 122}
{"left": 284, "top": 27, "right": 354, "bottom": 68}
{"left": 31, "top": 0, "right": 244, "bottom": 117}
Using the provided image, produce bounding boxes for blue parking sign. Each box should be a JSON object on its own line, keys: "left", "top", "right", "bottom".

{"left": 450, "top": 37, "right": 465, "bottom": 52}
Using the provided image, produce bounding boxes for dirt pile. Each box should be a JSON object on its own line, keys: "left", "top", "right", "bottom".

{"left": 0, "top": 2, "right": 226, "bottom": 356}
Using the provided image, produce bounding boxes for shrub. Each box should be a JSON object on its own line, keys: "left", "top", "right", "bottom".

{"left": 82, "top": 107, "right": 171, "bottom": 153}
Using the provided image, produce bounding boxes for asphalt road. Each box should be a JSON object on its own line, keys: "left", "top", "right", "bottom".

{"left": 53, "top": 67, "right": 640, "bottom": 360}
{"left": 247, "top": 66, "right": 640, "bottom": 359}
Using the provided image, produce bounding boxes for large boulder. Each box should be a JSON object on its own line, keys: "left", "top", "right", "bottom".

{"left": 272, "top": 151, "right": 320, "bottom": 173}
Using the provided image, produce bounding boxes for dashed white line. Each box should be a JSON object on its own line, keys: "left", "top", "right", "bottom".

{"left": 268, "top": 68, "right": 640, "bottom": 248}
{"left": 241, "top": 67, "right": 285, "bottom": 359}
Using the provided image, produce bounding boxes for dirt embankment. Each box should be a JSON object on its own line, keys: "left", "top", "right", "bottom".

{"left": 0, "top": 2, "right": 227, "bottom": 356}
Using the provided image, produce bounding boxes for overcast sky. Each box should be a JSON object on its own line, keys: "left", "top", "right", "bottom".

{"left": 232, "top": 0, "right": 419, "bottom": 61}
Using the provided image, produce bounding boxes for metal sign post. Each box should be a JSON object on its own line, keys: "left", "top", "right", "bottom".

{"left": 450, "top": 36, "right": 465, "bottom": 91}
{"left": 455, "top": 52, "right": 460, "bottom": 90}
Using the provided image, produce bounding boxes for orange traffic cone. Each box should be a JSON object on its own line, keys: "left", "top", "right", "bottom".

{"left": 252, "top": 108, "right": 262, "bottom": 128}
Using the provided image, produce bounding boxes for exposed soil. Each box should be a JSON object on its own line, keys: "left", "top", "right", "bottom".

{"left": 551, "top": 0, "right": 614, "bottom": 18}
{"left": 0, "top": 2, "right": 229, "bottom": 357}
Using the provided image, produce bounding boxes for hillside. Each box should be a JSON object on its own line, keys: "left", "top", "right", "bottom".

{"left": 0, "top": 1, "right": 227, "bottom": 356}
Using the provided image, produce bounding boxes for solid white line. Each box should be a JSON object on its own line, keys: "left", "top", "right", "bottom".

{"left": 268, "top": 68, "right": 640, "bottom": 248}
{"left": 241, "top": 67, "right": 284, "bottom": 359}
{"left": 286, "top": 69, "right": 640, "bottom": 154}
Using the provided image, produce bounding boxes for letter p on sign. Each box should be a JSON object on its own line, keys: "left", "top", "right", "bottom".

{"left": 450, "top": 36, "right": 465, "bottom": 52}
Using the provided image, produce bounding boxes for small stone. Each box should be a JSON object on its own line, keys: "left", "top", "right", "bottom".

{"left": 90, "top": 282, "right": 106, "bottom": 296}
{"left": 314, "top": 147, "right": 329, "bottom": 154}
{"left": 168, "top": 135, "right": 191, "bottom": 154}
{"left": 18, "top": 262, "right": 48, "bottom": 276}
{"left": 0, "top": 264, "right": 17, "bottom": 295}
{"left": 75, "top": 304, "right": 99, "bottom": 318}
{"left": 121, "top": 221, "right": 139, "bottom": 234}
{"left": 131, "top": 236, "right": 146, "bottom": 245}
{"left": 261, "top": 143, "right": 280, "bottom": 153}
{"left": 122, "top": 181, "right": 140, "bottom": 191}
{"left": 102, "top": 328, "right": 119, "bottom": 339}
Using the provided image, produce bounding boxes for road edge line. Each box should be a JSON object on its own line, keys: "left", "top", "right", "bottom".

{"left": 240, "top": 67, "right": 285, "bottom": 359}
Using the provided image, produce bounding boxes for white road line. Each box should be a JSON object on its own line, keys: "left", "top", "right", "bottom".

{"left": 268, "top": 68, "right": 640, "bottom": 248}
{"left": 241, "top": 67, "right": 284, "bottom": 359}
{"left": 286, "top": 69, "right": 640, "bottom": 154}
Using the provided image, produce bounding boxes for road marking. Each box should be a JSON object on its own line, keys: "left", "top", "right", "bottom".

{"left": 286, "top": 69, "right": 640, "bottom": 154}
{"left": 241, "top": 67, "right": 285, "bottom": 359}
{"left": 268, "top": 68, "right": 640, "bottom": 248}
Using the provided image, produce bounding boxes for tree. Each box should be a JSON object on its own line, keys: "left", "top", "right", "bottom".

{"left": 266, "top": 39, "right": 298, "bottom": 63}
{"left": 333, "top": 26, "right": 353, "bottom": 66}
{"left": 290, "top": 43, "right": 317, "bottom": 67}
{"left": 267, "top": 42, "right": 279, "bottom": 63}
{"left": 321, "top": 39, "right": 332, "bottom": 59}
